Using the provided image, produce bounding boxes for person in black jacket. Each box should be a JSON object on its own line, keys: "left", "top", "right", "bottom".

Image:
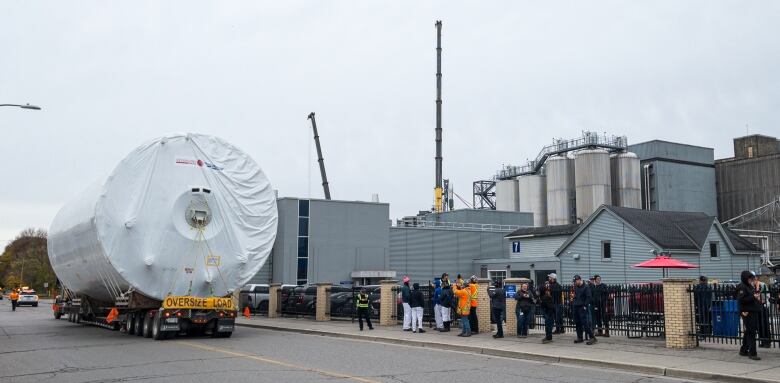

{"left": 538, "top": 280, "right": 556, "bottom": 343}
{"left": 439, "top": 279, "right": 453, "bottom": 332}
{"left": 693, "top": 276, "right": 713, "bottom": 335}
{"left": 489, "top": 280, "right": 506, "bottom": 338}
{"left": 409, "top": 283, "right": 426, "bottom": 333}
{"left": 737, "top": 270, "right": 761, "bottom": 360}
{"left": 515, "top": 283, "right": 534, "bottom": 337}
{"left": 591, "top": 275, "right": 610, "bottom": 337}
{"left": 572, "top": 275, "right": 597, "bottom": 345}
{"left": 548, "top": 273, "right": 564, "bottom": 334}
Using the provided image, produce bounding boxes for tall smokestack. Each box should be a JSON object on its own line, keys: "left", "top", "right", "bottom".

{"left": 434, "top": 20, "right": 443, "bottom": 212}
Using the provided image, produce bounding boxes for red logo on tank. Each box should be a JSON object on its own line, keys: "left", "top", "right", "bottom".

{"left": 197, "top": 160, "right": 203, "bottom": 167}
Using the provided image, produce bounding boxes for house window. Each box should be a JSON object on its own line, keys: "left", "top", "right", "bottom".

{"left": 297, "top": 200, "right": 310, "bottom": 285}
{"left": 488, "top": 270, "right": 506, "bottom": 283}
{"left": 511, "top": 241, "right": 521, "bottom": 253}
{"left": 747, "top": 146, "right": 754, "bottom": 158}
{"left": 602, "top": 241, "right": 611, "bottom": 259}
{"left": 710, "top": 242, "right": 719, "bottom": 258}
{"left": 510, "top": 270, "right": 530, "bottom": 279}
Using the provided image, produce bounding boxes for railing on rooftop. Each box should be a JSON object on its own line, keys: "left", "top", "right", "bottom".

{"left": 394, "top": 220, "right": 520, "bottom": 232}
{"left": 495, "top": 132, "right": 628, "bottom": 180}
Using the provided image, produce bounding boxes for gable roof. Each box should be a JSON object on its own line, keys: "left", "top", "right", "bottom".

{"left": 722, "top": 226, "right": 763, "bottom": 252}
{"left": 554, "top": 205, "right": 765, "bottom": 256}
{"left": 505, "top": 224, "right": 581, "bottom": 239}
{"left": 606, "top": 206, "right": 714, "bottom": 250}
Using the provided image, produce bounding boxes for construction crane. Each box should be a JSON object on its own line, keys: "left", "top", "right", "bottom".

{"left": 307, "top": 112, "right": 331, "bottom": 200}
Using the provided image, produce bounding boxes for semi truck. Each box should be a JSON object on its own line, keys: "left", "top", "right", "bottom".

{"left": 48, "top": 133, "right": 278, "bottom": 340}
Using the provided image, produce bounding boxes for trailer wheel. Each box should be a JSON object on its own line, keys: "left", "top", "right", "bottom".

{"left": 142, "top": 312, "right": 153, "bottom": 338}
{"left": 75, "top": 314, "right": 81, "bottom": 324}
{"left": 68, "top": 313, "right": 74, "bottom": 322}
{"left": 152, "top": 312, "right": 165, "bottom": 340}
{"left": 127, "top": 314, "right": 136, "bottom": 335}
{"left": 134, "top": 312, "right": 144, "bottom": 336}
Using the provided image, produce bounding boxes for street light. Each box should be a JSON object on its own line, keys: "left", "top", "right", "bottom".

{"left": 0, "top": 103, "right": 42, "bottom": 110}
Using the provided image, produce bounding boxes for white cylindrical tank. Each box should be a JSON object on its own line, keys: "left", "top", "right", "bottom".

{"left": 575, "top": 149, "right": 611, "bottom": 222}
{"left": 517, "top": 175, "right": 547, "bottom": 227}
{"left": 48, "top": 133, "right": 278, "bottom": 303}
{"left": 495, "top": 179, "right": 519, "bottom": 211}
{"left": 546, "top": 155, "right": 575, "bottom": 225}
{"left": 611, "top": 152, "right": 641, "bottom": 208}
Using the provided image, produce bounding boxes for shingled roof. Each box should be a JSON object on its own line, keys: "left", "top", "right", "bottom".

{"left": 605, "top": 206, "right": 714, "bottom": 250}
{"left": 723, "top": 226, "right": 763, "bottom": 252}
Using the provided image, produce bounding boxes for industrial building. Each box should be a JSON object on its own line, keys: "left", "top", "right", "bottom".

{"left": 716, "top": 134, "right": 780, "bottom": 263}
{"left": 628, "top": 140, "right": 717, "bottom": 215}
{"left": 249, "top": 198, "right": 393, "bottom": 286}
{"left": 492, "top": 132, "right": 642, "bottom": 226}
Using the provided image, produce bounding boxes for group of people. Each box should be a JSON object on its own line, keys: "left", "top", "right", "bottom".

{"left": 396, "top": 272, "right": 610, "bottom": 345}
{"left": 400, "top": 273, "right": 480, "bottom": 336}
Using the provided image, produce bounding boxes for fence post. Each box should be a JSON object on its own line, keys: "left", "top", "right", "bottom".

{"left": 662, "top": 278, "right": 697, "bottom": 349}
{"left": 315, "top": 282, "right": 331, "bottom": 321}
{"left": 380, "top": 280, "right": 397, "bottom": 326}
{"left": 268, "top": 283, "right": 281, "bottom": 319}
{"left": 477, "top": 278, "right": 492, "bottom": 334}
{"left": 503, "top": 278, "right": 523, "bottom": 336}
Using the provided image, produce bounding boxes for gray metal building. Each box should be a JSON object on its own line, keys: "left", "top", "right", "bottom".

{"left": 555, "top": 205, "right": 763, "bottom": 283}
{"left": 250, "top": 198, "right": 392, "bottom": 286}
{"left": 628, "top": 140, "right": 717, "bottom": 216}
{"left": 715, "top": 134, "right": 780, "bottom": 263}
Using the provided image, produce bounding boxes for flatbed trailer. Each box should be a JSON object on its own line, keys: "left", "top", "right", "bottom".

{"left": 53, "top": 290, "right": 236, "bottom": 340}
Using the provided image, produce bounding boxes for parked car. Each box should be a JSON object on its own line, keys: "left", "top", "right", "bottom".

{"left": 239, "top": 284, "right": 270, "bottom": 312}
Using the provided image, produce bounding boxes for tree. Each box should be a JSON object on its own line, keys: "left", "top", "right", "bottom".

{"left": 0, "top": 228, "right": 54, "bottom": 294}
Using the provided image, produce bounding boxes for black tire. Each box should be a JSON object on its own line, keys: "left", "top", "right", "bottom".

{"left": 127, "top": 314, "right": 136, "bottom": 335}
{"left": 152, "top": 312, "right": 165, "bottom": 340}
{"left": 33, "top": 303, "right": 38, "bottom": 307}
{"left": 134, "top": 312, "right": 144, "bottom": 336}
{"left": 142, "top": 312, "right": 153, "bottom": 338}
{"left": 68, "top": 313, "right": 74, "bottom": 322}
{"left": 75, "top": 314, "right": 81, "bottom": 324}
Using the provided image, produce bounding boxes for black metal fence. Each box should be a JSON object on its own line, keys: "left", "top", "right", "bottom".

{"left": 327, "top": 286, "right": 381, "bottom": 321}
{"left": 513, "top": 283, "right": 665, "bottom": 338}
{"left": 277, "top": 286, "right": 316, "bottom": 318}
{"left": 688, "top": 283, "right": 779, "bottom": 348}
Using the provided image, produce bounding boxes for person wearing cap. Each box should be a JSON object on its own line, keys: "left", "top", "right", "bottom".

{"left": 409, "top": 283, "right": 426, "bottom": 333}
{"left": 515, "top": 283, "right": 533, "bottom": 338}
{"left": 547, "top": 273, "right": 564, "bottom": 334}
{"left": 488, "top": 279, "right": 506, "bottom": 338}
{"left": 355, "top": 287, "right": 374, "bottom": 331}
{"left": 439, "top": 277, "right": 453, "bottom": 332}
{"left": 693, "top": 275, "right": 713, "bottom": 336}
{"left": 401, "top": 276, "right": 412, "bottom": 331}
{"left": 453, "top": 282, "right": 472, "bottom": 337}
{"left": 737, "top": 270, "right": 761, "bottom": 360}
{"left": 591, "top": 275, "right": 610, "bottom": 337}
{"left": 468, "top": 275, "right": 479, "bottom": 334}
{"left": 572, "top": 275, "right": 597, "bottom": 345}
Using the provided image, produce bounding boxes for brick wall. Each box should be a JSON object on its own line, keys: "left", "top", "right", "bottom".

{"left": 662, "top": 278, "right": 697, "bottom": 349}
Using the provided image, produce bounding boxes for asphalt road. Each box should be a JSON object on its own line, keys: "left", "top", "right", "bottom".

{"left": 0, "top": 300, "right": 704, "bottom": 383}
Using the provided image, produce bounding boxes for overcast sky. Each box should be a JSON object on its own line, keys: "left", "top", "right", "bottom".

{"left": 1, "top": 1, "right": 779, "bottom": 246}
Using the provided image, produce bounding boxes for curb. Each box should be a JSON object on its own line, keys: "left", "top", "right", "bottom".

{"left": 236, "top": 322, "right": 776, "bottom": 383}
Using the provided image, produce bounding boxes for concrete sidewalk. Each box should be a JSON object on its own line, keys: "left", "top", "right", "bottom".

{"left": 237, "top": 316, "right": 780, "bottom": 383}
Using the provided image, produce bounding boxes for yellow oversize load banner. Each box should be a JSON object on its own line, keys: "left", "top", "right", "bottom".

{"left": 162, "top": 296, "right": 235, "bottom": 310}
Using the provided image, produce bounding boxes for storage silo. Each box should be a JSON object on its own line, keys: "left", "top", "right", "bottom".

{"left": 611, "top": 151, "right": 641, "bottom": 208}
{"left": 575, "top": 149, "right": 611, "bottom": 222}
{"left": 546, "top": 155, "right": 576, "bottom": 225}
{"left": 517, "top": 174, "right": 547, "bottom": 227}
{"left": 495, "top": 179, "right": 519, "bottom": 211}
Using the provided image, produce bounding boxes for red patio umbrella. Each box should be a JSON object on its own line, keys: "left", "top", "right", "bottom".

{"left": 632, "top": 255, "right": 698, "bottom": 278}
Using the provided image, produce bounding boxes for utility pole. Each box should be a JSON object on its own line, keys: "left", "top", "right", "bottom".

{"left": 434, "top": 20, "right": 444, "bottom": 212}
{"left": 307, "top": 112, "right": 331, "bottom": 200}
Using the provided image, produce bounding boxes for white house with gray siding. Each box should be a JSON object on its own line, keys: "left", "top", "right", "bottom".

{"left": 555, "top": 205, "right": 763, "bottom": 283}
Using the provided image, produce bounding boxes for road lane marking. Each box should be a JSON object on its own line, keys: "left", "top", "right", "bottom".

{"left": 179, "top": 341, "right": 380, "bottom": 383}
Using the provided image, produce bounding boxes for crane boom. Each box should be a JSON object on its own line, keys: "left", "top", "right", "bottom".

{"left": 307, "top": 112, "right": 331, "bottom": 200}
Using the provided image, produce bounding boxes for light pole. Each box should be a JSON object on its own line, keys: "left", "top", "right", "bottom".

{"left": 0, "top": 103, "right": 42, "bottom": 110}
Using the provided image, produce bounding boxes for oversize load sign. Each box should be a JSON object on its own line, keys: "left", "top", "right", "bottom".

{"left": 162, "top": 296, "right": 235, "bottom": 310}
